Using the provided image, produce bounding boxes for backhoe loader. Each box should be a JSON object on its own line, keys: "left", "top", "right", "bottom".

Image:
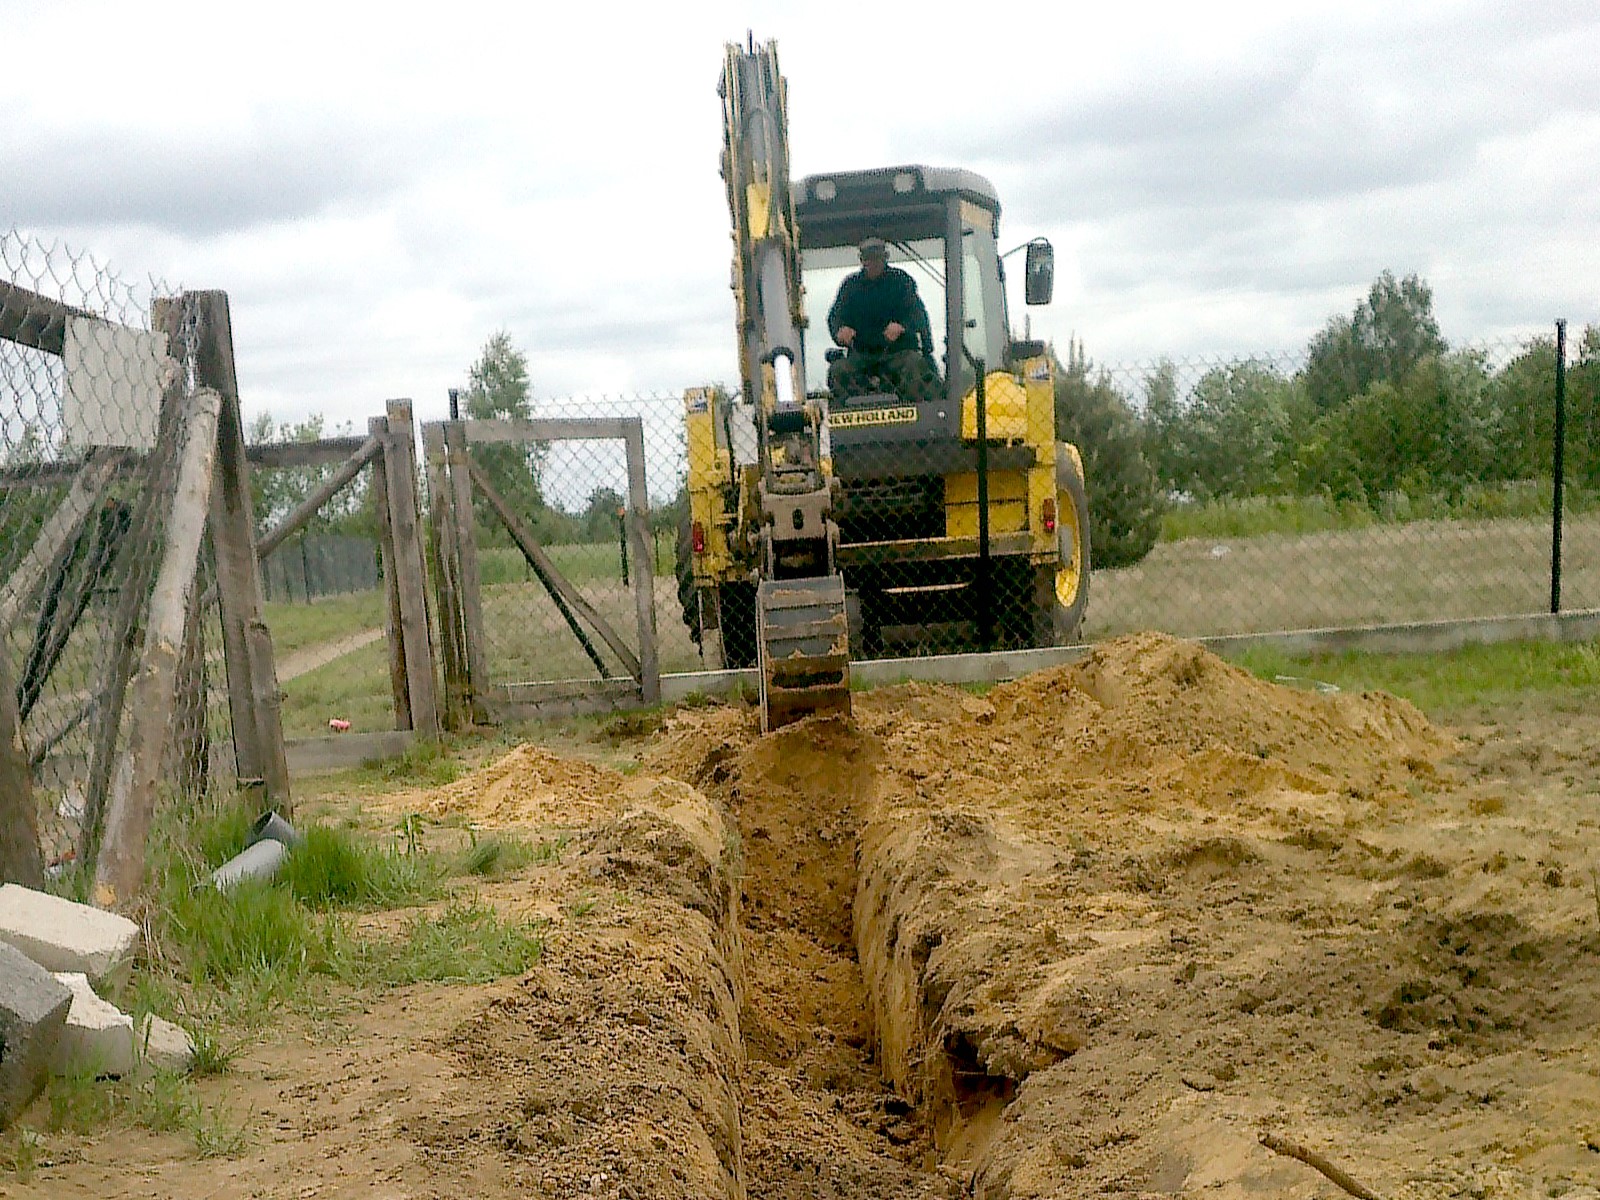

{"left": 680, "top": 37, "right": 1091, "bottom": 731}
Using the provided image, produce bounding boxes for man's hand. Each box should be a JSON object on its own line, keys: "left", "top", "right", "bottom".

{"left": 884, "top": 321, "right": 905, "bottom": 342}
{"left": 836, "top": 326, "right": 856, "bottom": 348}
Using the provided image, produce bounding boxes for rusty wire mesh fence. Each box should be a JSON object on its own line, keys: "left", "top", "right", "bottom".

{"left": 1, "top": 231, "right": 229, "bottom": 875}
{"left": 477, "top": 324, "right": 1592, "bottom": 687}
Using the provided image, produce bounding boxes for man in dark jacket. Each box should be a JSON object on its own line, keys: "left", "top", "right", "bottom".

{"left": 826, "top": 238, "right": 940, "bottom": 401}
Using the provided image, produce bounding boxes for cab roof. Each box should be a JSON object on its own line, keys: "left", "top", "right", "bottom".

{"left": 796, "top": 165, "right": 1001, "bottom": 214}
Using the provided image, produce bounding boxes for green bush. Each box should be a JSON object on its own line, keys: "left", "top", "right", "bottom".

{"left": 1053, "top": 343, "right": 1164, "bottom": 568}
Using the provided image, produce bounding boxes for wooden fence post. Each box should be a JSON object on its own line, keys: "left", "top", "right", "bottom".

{"left": 382, "top": 401, "right": 439, "bottom": 736}
{"left": 0, "top": 649, "right": 45, "bottom": 888}
{"left": 443, "top": 421, "right": 489, "bottom": 722}
{"left": 370, "top": 415, "right": 411, "bottom": 730}
{"left": 93, "top": 385, "right": 222, "bottom": 905}
{"left": 623, "top": 418, "right": 660, "bottom": 704}
{"left": 421, "top": 424, "right": 466, "bottom": 730}
{"left": 190, "top": 290, "right": 290, "bottom": 810}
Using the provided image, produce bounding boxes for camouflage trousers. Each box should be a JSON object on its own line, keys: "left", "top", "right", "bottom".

{"left": 827, "top": 348, "right": 942, "bottom": 404}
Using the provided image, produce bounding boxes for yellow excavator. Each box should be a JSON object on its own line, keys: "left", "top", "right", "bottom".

{"left": 680, "top": 37, "right": 1091, "bottom": 731}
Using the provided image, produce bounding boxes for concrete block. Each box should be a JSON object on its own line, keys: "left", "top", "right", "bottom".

{"left": 0, "top": 884, "right": 140, "bottom": 993}
{"left": 52, "top": 972, "right": 135, "bottom": 1078}
{"left": 137, "top": 1014, "right": 195, "bottom": 1074}
{"left": 0, "top": 942, "right": 72, "bottom": 1128}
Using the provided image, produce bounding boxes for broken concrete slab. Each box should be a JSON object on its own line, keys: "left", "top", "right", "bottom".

{"left": 0, "top": 941, "right": 72, "bottom": 1127}
{"left": 137, "top": 1014, "right": 195, "bottom": 1074}
{"left": 52, "top": 972, "right": 134, "bottom": 1077}
{"left": 0, "top": 883, "right": 140, "bottom": 993}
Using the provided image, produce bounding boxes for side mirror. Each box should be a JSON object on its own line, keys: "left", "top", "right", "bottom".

{"left": 1024, "top": 239, "right": 1054, "bottom": 306}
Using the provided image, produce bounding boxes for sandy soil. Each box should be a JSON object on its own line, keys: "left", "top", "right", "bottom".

{"left": 13, "top": 633, "right": 1600, "bottom": 1199}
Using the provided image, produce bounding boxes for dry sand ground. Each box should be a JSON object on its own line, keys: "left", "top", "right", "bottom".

{"left": 15, "top": 633, "right": 1600, "bottom": 1199}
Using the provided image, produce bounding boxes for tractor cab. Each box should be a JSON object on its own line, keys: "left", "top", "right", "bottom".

{"left": 795, "top": 165, "right": 1053, "bottom": 412}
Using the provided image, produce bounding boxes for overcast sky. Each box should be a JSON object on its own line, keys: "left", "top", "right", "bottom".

{"left": 4, "top": 0, "right": 1596, "bottom": 430}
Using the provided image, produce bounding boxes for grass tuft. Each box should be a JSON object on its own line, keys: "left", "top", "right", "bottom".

{"left": 318, "top": 900, "right": 545, "bottom": 987}
{"left": 166, "top": 879, "right": 313, "bottom": 984}
{"left": 185, "top": 1025, "right": 239, "bottom": 1078}
{"left": 281, "top": 825, "right": 438, "bottom": 909}
{"left": 356, "top": 739, "right": 462, "bottom": 789}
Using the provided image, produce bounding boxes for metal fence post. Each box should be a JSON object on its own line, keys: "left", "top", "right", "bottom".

{"left": 1551, "top": 318, "right": 1567, "bottom": 615}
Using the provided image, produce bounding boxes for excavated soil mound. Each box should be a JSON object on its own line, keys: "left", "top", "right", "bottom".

{"left": 377, "top": 743, "right": 628, "bottom": 828}
{"left": 647, "top": 633, "right": 1600, "bottom": 1198}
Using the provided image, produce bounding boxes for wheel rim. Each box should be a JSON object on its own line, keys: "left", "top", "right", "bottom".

{"left": 1054, "top": 490, "right": 1083, "bottom": 609}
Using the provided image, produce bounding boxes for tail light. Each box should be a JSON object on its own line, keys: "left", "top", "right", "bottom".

{"left": 691, "top": 521, "right": 706, "bottom": 554}
{"left": 1041, "top": 497, "right": 1057, "bottom": 534}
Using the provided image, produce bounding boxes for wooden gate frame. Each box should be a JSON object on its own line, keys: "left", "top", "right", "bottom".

{"left": 423, "top": 416, "right": 659, "bottom": 725}
{"left": 235, "top": 397, "right": 440, "bottom": 754}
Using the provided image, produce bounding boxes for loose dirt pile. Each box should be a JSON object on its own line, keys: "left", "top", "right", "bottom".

{"left": 378, "top": 743, "right": 628, "bottom": 828}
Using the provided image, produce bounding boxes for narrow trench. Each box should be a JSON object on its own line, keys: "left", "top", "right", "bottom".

{"left": 712, "top": 725, "right": 959, "bottom": 1200}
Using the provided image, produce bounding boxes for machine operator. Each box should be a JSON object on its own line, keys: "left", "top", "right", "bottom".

{"left": 826, "top": 237, "right": 940, "bottom": 402}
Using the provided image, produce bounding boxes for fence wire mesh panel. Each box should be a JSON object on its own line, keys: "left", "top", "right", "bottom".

{"left": 1083, "top": 337, "right": 1599, "bottom": 637}
{"left": 245, "top": 435, "right": 389, "bottom": 740}
{"left": 0, "top": 231, "right": 230, "bottom": 876}
{"left": 426, "top": 414, "right": 661, "bottom": 720}
{"left": 507, "top": 323, "right": 1592, "bottom": 690}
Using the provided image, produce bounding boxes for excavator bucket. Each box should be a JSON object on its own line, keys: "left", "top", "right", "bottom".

{"left": 756, "top": 576, "right": 852, "bottom": 732}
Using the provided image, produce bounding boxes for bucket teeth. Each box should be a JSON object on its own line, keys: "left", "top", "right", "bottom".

{"left": 756, "top": 576, "right": 852, "bottom": 732}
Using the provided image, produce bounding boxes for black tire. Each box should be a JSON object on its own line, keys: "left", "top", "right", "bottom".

{"left": 718, "top": 581, "right": 758, "bottom": 669}
{"left": 675, "top": 511, "right": 702, "bottom": 646}
{"left": 1052, "top": 447, "right": 1092, "bottom": 643}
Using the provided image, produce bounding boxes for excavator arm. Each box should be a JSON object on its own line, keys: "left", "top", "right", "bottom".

{"left": 719, "top": 37, "right": 851, "bottom": 731}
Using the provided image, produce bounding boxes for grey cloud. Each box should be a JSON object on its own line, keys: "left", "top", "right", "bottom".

{"left": 933, "top": 15, "right": 1599, "bottom": 231}
{"left": 3, "top": 116, "right": 460, "bottom": 236}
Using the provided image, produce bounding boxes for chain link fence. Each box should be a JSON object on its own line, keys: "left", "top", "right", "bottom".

{"left": 470, "top": 324, "right": 1591, "bottom": 690}
{"left": 1, "top": 231, "right": 230, "bottom": 876}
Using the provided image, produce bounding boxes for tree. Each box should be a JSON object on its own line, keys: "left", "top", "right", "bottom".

{"left": 1303, "top": 271, "right": 1447, "bottom": 411}
{"left": 1294, "top": 351, "right": 1497, "bottom": 504}
{"left": 1053, "top": 339, "right": 1164, "bottom": 568}
{"left": 1160, "top": 361, "right": 1298, "bottom": 499}
{"left": 246, "top": 412, "right": 370, "bottom": 538}
{"left": 462, "top": 332, "right": 551, "bottom": 542}
{"left": 1141, "top": 359, "right": 1184, "bottom": 492}
{"left": 579, "top": 486, "right": 626, "bottom": 543}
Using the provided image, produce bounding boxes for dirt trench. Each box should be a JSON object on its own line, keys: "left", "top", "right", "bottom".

{"left": 653, "top": 713, "right": 960, "bottom": 1199}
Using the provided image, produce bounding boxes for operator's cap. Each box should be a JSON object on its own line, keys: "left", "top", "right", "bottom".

{"left": 858, "top": 237, "right": 888, "bottom": 261}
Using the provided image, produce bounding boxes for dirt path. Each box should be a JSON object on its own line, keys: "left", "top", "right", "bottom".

{"left": 275, "top": 627, "right": 384, "bottom": 681}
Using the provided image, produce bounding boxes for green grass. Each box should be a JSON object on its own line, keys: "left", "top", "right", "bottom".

{"left": 477, "top": 535, "right": 675, "bottom": 588}
{"left": 280, "top": 825, "right": 439, "bottom": 909}
{"left": 318, "top": 900, "right": 545, "bottom": 987}
{"left": 278, "top": 639, "right": 397, "bottom": 738}
{"left": 261, "top": 590, "right": 386, "bottom": 656}
{"left": 37, "top": 1065, "right": 250, "bottom": 1158}
{"left": 351, "top": 737, "right": 464, "bottom": 789}
{"left": 1226, "top": 638, "right": 1600, "bottom": 715}
{"left": 132, "top": 799, "right": 544, "bottom": 1036}
{"left": 1161, "top": 482, "right": 1597, "bottom": 543}
{"left": 457, "top": 833, "right": 559, "bottom": 878}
